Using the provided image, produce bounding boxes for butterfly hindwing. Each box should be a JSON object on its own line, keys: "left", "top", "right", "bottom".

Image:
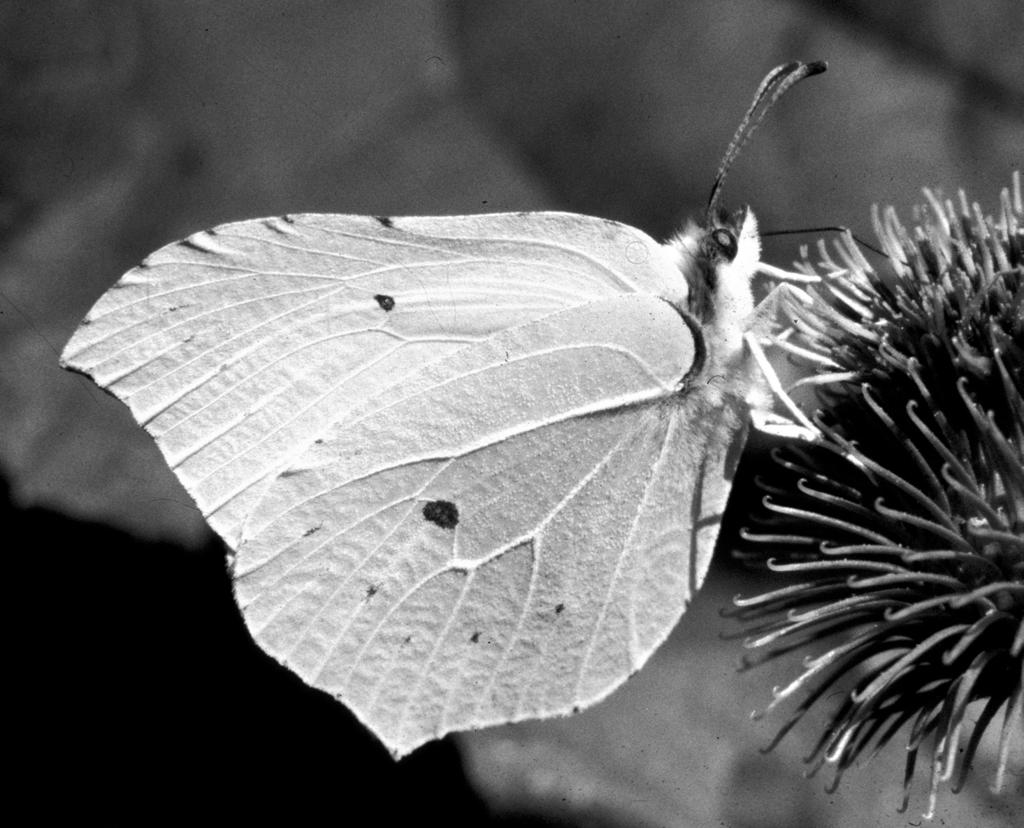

{"left": 234, "top": 389, "right": 746, "bottom": 758}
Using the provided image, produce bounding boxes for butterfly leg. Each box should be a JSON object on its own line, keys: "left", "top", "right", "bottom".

{"left": 743, "top": 283, "right": 820, "bottom": 439}
{"left": 743, "top": 331, "right": 819, "bottom": 438}
{"left": 756, "top": 262, "right": 820, "bottom": 285}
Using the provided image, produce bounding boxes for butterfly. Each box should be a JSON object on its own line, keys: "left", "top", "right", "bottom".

{"left": 61, "top": 61, "right": 825, "bottom": 757}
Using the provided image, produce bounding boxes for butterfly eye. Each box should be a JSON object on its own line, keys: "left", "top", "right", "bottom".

{"left": 710, "top": 228, "right": 738, "bottom": 261}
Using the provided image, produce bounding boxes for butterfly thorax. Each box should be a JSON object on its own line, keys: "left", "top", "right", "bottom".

{"left": 667, "top": 207, "right": 760, "bottom": 385}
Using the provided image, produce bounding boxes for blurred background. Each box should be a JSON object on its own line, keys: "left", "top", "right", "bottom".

{"left": 3, "top": 1, "right": 1021, "bottom": 824}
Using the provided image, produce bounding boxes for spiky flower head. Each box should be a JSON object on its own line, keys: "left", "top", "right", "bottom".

{"left": 733, "top": 173, "right": 1023, "bottom": 818}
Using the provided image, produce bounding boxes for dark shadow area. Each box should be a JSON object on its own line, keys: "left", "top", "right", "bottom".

{"left": 6, "top": 470, "right": 567, "bottom": 823}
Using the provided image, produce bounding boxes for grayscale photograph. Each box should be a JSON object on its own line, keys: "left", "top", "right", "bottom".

{"left": 3, "top": 2, "right": 1021, "bottom": 825}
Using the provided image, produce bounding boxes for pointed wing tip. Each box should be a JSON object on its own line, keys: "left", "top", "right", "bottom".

{"left": 377, "top": 728, "right": 437, "bottom": 762}
{"left": 60, "top": 316, "right": 99, "bottom": 369}
{"left": 58, "top": 344, "right": 91, "bottom": 377}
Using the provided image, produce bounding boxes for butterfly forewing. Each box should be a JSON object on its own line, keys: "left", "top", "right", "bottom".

{"left": 62, "top": 212, "right": 685, "bottom": 549}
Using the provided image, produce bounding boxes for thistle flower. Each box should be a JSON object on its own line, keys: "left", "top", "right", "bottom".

{"left": 732, "top": 172, "right": 1023, "bottom": 817}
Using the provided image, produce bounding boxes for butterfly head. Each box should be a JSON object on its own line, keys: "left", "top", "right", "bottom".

{"left": 671, "top": 205, "right": 760, "bottom": 325}
{"left": 671, "top": 60, "right": 823, "bottom": 326}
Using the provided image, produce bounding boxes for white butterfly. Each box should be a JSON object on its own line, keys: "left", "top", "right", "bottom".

{"left": 61, "top": 62, "right": 825, "bottom": 757}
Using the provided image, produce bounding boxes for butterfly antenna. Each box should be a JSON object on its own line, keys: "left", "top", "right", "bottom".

{"left": 762, "top": 226, "right": 887, "bottom": 257}
{"left": 706, "top": 61, "right": 828, "bottom": 221}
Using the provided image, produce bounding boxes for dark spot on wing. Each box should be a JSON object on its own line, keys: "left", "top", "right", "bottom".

{"left": 374, "top": 293, "right": 395, "bottom": 311}
{"left": 470, "top": 631, "right": 480, "bottom": 643}
{"left": 365, "top": 584, "right": 379, "bottom": 599}
{"left": 403, "top": 635, "right": 413, "bottom": 645}
{"left": 264, "top": 217, "right": 291, "bottom": 235}
{"left": 302, "top": 524, "right": 322, "bottom": 538}
{"left": 572, "top": 705, "right": 581, "bottom": 714}
{"left": 423, "top": 500, "right": 458, "bottom": 529}
{"left": 374, "top": 215, "right": 394, "bottom": 228}
{"left": 554, "top": 603, "right": 565, "bottom": 615}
